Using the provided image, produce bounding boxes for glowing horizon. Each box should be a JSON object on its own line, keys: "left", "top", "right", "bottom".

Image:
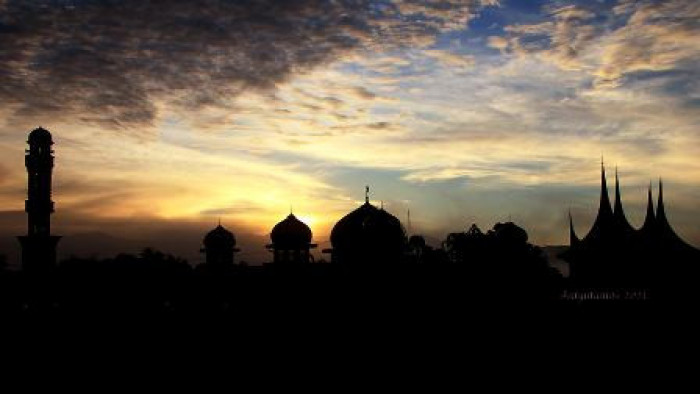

{"left": 1, "top": 0, "right": 699, "bottom": 265}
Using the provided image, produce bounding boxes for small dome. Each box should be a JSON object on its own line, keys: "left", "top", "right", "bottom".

{"left": 330, "top": 201, "right": 405, "bottom": 251}
{"left": 270, "top": 214, "right": 312, "bottom": 247}
{"left": 28, "top": 127, "right": 54, "bottom": 145}
{"left": 204, "top": 224, "right": 236, "bottom": 247}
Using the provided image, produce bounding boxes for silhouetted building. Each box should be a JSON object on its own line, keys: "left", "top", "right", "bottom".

{"left": 326, "top": 187, "right": 406, "bottom": 266}
{"left": 18, "top": 127, "right": 61, "bottom": 273}
{"left": 563, "top": 164, "right": 700, "bottom": 285}
{"left": 266, "top": 213, "right": 316, "bottom": 264}
{"left": 201, "top": 223, "right": 239, "bottom": 266}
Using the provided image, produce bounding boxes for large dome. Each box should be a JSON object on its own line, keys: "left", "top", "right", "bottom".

{"left": 270, "top": 214, "right": 312, "bottom": 247}
{"left": 204, "top": 224, "right": 236, "bottom": 247}
{"left": 330, "top": 201, "right": 406, "bottom": 253}
{"left": 28, "top": 127, "right": 53, "bottom": 145}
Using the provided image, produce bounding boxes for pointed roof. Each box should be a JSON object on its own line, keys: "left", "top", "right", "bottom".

{"left": 640, "top": 182, "right": 655, "bottom": 233}
{"left": 569, "top": 210, "right": 579, "bottom": 246}
{"left": 656, "top": 178, "right": 666, "bottom": 224}
{"left": 613, "top": 167, "right": 634, "bottom": 233}
{"left": 653, "top": 179, "right": 697, "bottom": 253}
{"left": 599, "top": 162, "right": 613, "bottom": 218}
{"left": 582, "top": 162, "right": 614, "bottom": 242}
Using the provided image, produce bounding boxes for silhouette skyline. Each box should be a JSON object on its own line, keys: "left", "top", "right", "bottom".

{"left": 2, "top": 1, "right": 700, "bottom": 269}
{"left": 1, "top": 127, "right": 698, "bottom": 273}
{"left": 0, "top": 126, "right": 698, "bottom": 319}
{"left": 1, "top": 1, "right": 699, "bottom": 284}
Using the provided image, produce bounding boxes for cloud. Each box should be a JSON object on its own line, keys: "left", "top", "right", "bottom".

{"left": 0, "top": 0, "right": 494, "bottom": 130}
{"left": 487, "top": 35, "right": 508, "bottom": 51}
{"left": 593, "top": 0, "right": 700, "bottom": 88}
{"left": 498, "top": 0, "right": 700, "bottom": 88}
{"left": 503, "top": 4, "right": 598, "bottom": 71}
{"left": 423, "top": 49, "right": 475, "bottom": 69}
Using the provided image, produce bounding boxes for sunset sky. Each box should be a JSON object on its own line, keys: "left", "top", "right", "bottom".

{"left": 1, "top": 0, "right": 699, "bottom": 264}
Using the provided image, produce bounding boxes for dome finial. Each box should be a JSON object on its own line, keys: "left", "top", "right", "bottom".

{"left": 365, "top": 185, "right": 370, "bottom": 204}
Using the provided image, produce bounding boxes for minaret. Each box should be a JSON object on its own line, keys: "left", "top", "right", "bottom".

{"left": 18, "top": 127, "right": 61, "bottom": 272}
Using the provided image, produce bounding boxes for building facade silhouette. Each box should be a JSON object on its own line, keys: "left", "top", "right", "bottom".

{"left": 18, "top": 127, "right": 61, "bottom": 273}
{"left": 563, "top": 164, "right": 699, "bottom": 285}
{"left": 267, "top": 213, "right": 316, "bottom": 264}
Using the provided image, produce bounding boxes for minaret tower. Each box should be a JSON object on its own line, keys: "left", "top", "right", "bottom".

{"left": 18, "top": 127, "right": 61, "bottom": 272}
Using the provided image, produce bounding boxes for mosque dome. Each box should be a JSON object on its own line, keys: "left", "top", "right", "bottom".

{"left": 270, "top": 214, "right": 312, "bottom": 247}
{"left": 204, "top": 224, "right": 236, "bottom": 248}
{"left": 330, "top": 200, "right": 406, "bottom": 252}
{"left": 28, "top": 127, "right": 54, "bottom": 145}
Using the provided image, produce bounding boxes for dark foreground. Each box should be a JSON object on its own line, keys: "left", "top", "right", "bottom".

{"left": 1, "top": 259, "right": 691, "bottom": 322}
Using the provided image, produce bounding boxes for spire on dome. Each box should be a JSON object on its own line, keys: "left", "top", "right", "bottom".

{"left": 365, "top": 185, "right": 370, "bottom": 204}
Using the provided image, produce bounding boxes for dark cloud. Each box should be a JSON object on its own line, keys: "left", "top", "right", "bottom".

{"left": 0, "top": 0, "right": 490, "bottom": 130}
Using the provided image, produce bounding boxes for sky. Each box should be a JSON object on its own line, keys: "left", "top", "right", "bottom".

{"left": 1, "top": 0, "right": 699, "bottom": 265}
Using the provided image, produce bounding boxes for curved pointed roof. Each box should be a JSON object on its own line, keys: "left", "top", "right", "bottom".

{"left": 613, "top": 168, "right": 635, "bottom": 234}
{"left": 640, "top": 182, "right": 655, "bottom": 234}
{"left": 569, "top": 210, "right": 579, "bottom": 246}
{"left": 582, "top": 163, "right": 614, "bottom": 243}
{"left": 654, "top": 179, "right": 696, "bottom": 253}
